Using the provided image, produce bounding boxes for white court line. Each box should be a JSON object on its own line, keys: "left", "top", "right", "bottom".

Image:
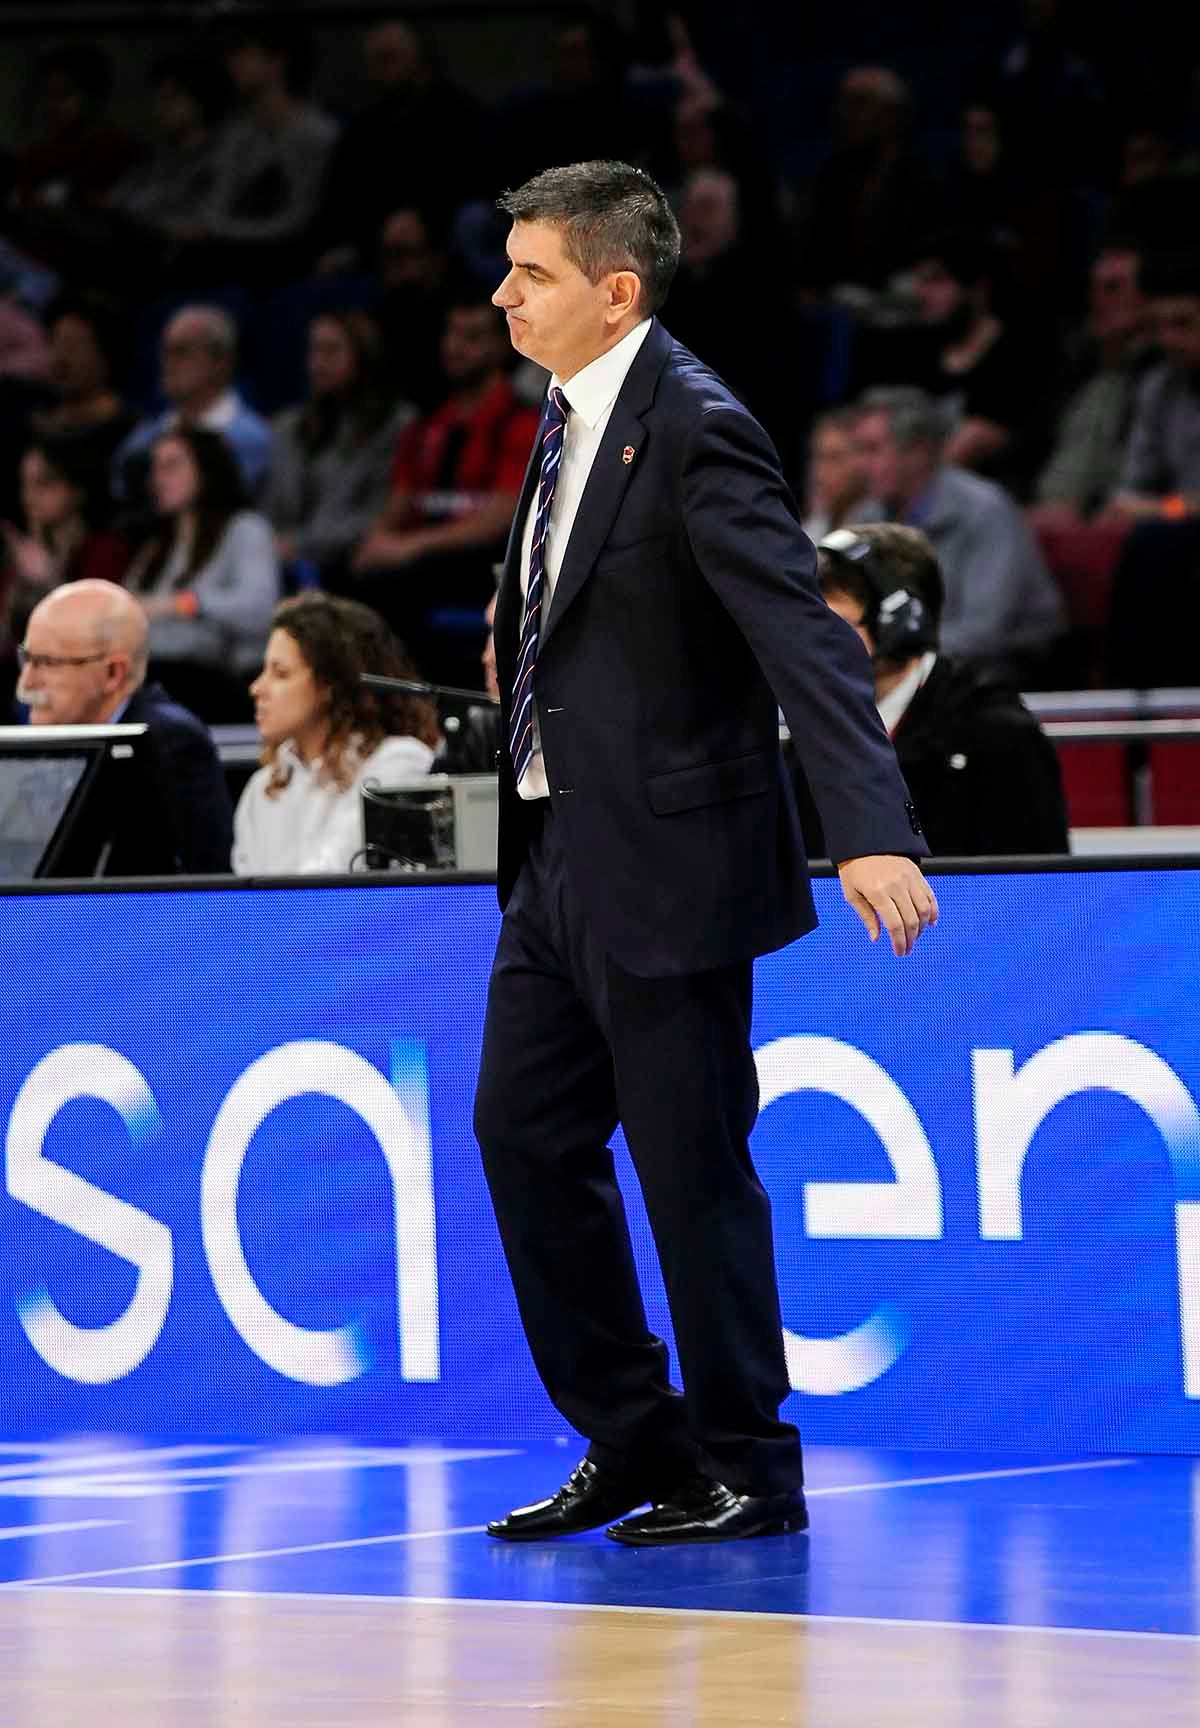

{"left": 0, "top": 1445, "right": 240, "bottom": 1484}
{"left": 0, "top": 1457, "right": 1135, "bottom": 1593}
{"left": 807, "top": 1458, "right": 1137, "bottom": 1497}
{"left": 0, "top": 1523, "right": 489, "bottom": 1590}
{"left": 0, "top": 1521, "right": 118, "bottom": 1541}
{"left": 15, "top": 1585, "right": 1200, "bottom": 1647}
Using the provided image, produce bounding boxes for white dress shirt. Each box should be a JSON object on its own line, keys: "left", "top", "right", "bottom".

{"left": 232, "top": 733, "right": 434, "bottom": 874}
{"left": 515, "top": 317, "right": 653, "bottom": 799}
{"left": 876, "top": 651, "right": 937, "bottom": 737}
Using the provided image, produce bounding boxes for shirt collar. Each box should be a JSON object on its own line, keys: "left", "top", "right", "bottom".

{"left": 877, "top": 651, "right": 937, "bottom": 736}
{"left": 164, "top": 390, "right": 240, "bottom": 433}
{"left": 552, "top": 319, "right": 652, "bottom": 430}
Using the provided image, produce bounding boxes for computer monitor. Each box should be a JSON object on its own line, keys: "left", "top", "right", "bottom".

{"left": 0, "top": 724, "right": 180, "bottom": 880}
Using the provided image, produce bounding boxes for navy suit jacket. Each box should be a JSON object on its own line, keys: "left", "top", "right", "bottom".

{"left": 493, "top": 318, "right": 926, "bottom": 978}
{"left": 121, "top": 681, "right": 234, "bottom": 875}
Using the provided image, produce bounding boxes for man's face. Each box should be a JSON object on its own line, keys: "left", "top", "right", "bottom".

{"left": 852, "top": 412, "right": 901, "bottom": 505}
{"left": 365, "top": 23, "right": 420, "bottom": 89}
{"left": 227, "top": 43, "right": 276, "bottom": 100}
{"left": 18, "top": 608, "right": 126, "bottom": 726}
{"left": 379, "top": 211, "right": 437, "bottom": 292}
{"left": 911, "top": 259, "right": 964, "bottom": 326}
{"left": 1090, "top": 251, "right": 1144, "bottom": 344}
{"left": 809, "top": 422, "right": 865, "bottom": 514}
{"left": 679, "top": 171, "right": 739, "bottom": 268}
{"left": 493, "top": 220, "right": 624, "bottom": 381}
{"left": 49, "top": 313, "right": 107, "bottom": 399}
{"left": 161, "top": 314, "right": 225, "bottom": 409}
{"left": 1153, "top": 295, "right": 1200, "bottom": 372}
{"left": 440, "top": 306, "right": 505, "bottom": 387}
{"left": 823, "top": 587, "right": 877, "bottom": 663}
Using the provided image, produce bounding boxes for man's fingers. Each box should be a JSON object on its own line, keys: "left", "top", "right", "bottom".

{"left": 839, "top": 860, "right": 939, "bottom": 955}
{"left": 845, "top": 886, "right": 881, "bottom": 942}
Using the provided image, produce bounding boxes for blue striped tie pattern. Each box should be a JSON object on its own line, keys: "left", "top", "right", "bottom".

{"left": 510, "top": 385, "right": 569, "bottom": 785}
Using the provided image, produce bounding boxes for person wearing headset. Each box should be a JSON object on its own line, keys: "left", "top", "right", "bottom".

{"left": 806, "top": 521, "right": 1069, "bottom": 857}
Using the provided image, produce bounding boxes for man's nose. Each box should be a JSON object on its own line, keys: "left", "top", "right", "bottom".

{"left": 493, "top": 271, "right": 517, "bottom": 309}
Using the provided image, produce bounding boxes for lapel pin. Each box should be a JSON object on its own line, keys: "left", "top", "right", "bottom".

{"left": 622, "top": 445, "right": 636, "bottom": 465}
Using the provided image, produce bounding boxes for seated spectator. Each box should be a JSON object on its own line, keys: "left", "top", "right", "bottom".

{"left": 798, "top": 66, "right": 943, "bottom": 293}
{"left": 349, "top": 293, "right": 539, "bottom": 679}
{"left": 809, "top": 522, "right": 1068, "bottom": 856}
{"left": 173, "top": 21, "right": 337, "bottom": 283}
{"left": 3, "top": 441, "right": 129, "bottom": 650}
{"left": 1103, "top": 253, "right": 1200, "bottom": 684}
{"left": 648, "top": 14, "right": 787, "bottom": 248}
{"left": 123, "top": 427, "right": 279, "bottom": 720}
{"left": 233, "top": 591, "right": 438, "bottom": 875}
{"left": 663, "top": 166, "right": 801, "bottom": 472}
{"left": 265, "top": 312, "right": 413, "bottom": 582}
{"left": 315, "top": 19, "right": 493, "bottom": 275}
{"left": 861, "top": 228, "right": 1046, "bottom": 482}
{"left": 372, "top": 205, "right": 456, "bottom": 413}
{"left": 1109, "top": 249, "right": 1200, "bottom": 521}
{"left": 9, "top": 45, "right": 143, "bottom": 233}
{"left": 113, "top": 305, "right": 272, "bottom": 505}
{"left": 943, "top": 99, "right": 1014, "bottom": 241}
{"left": 501, "top": 11, "right": 658, "bottom": 190}
{"left": 106, "top": 53, "right": 230, "bottom": 272}
{"left": 16, "top": 579, "right": 233, "bottom": 872}
{"left": 802, "top": 409, "right": 870, "bottom": 542}
{"left": 32, "top": 294, "right": 135, "bottom": 472}
{"left": 1035, "top": 246, "right": 1155, "bottom": 519}
{"left": 853, "top": 387, "right": 1065, "bottom": 679}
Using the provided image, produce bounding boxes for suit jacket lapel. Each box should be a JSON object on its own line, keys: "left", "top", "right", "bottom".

{"left": 539, "top": 319, "right": 672, "bottom": 653}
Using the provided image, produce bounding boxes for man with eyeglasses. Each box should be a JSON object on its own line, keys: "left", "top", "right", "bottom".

{"left": 17, "top": 579, "right": 233, "bottom": 872}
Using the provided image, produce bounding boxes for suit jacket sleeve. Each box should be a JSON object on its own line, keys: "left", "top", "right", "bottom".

{"left": 680, "top": 406, "right": 927, "bottom": 864}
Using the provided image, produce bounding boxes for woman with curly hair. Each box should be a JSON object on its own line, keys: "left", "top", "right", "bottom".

{"left": 232, "top": 589, "right": 439, "bottom": 875}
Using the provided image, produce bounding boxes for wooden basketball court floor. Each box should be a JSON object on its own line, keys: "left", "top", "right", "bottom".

{"left": 0, "top": 1437, "right": 1196, "bottom": 1725}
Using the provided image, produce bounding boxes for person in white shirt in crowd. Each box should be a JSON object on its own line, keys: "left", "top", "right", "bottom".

{"left": 113, "top": 304, "right": 272, "bottom": 503}
{"left": 123, "top": 424, "right": 279, "bottom": 720}
{"left": 233, "top": 590, "right": 439, "bottom": 875}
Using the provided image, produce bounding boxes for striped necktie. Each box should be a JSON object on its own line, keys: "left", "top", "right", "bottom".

{"left": 509, "top": 385, "right": 569, "bottom": 786}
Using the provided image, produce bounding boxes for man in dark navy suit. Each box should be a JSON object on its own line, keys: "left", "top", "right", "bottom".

{"left": 18, "top": 580, "right": 234, "bottom": 873}
{"left": 474, "top": 162, "right": 937, "bottom": 1547}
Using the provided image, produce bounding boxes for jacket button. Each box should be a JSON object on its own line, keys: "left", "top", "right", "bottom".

{"left": 905, "top": 799, "right": 924, "bottom": 836}
{"left": 557, "top": 786, "right": 574, "bottom": 795}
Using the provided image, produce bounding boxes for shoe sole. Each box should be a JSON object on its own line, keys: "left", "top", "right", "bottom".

{"left": 605, "top": 1511, "right": 809, "bottom": 1546}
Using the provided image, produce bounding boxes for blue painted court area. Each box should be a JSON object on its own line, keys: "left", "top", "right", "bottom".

{"left": 0, "top": 1439, "right": 1194, "bottom": 1638}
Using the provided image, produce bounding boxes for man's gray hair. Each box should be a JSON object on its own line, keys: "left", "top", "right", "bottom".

{"left": 497, "top": 159, "right": 681, "bottom": 316}
{"left": 173, "top": 303, "right": 238, "bottom": 361}
{"left": 858, "top": 387, "right": 947, "bottom": 450}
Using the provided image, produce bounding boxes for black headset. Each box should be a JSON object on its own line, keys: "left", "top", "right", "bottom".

{"left": 818, "top": 528, "right": 939, "bottom": 663}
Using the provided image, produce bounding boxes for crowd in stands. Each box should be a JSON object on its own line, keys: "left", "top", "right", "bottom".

{"left": 2, "top": 1, "right": 1199, "bottom": 873}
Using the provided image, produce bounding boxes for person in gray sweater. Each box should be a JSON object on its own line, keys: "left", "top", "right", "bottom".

{"left": 853, "top": 387, "right": 1065, "bottom": 678}
{"left": 124, "top": 424, "right": 279, "bottom": 719}
{"left": 263, "top": 310, "right": 412, "bottom": 581}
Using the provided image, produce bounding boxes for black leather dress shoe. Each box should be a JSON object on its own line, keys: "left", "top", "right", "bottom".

{"left": 486, "top": 1458, "right": 652, "bottom": 1541}
{"left": 605, "top": 1475, "right": 808, "bottom": 1546}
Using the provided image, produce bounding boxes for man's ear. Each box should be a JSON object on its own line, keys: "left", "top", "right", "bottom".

{"left": 607, "top": 270, "right": 642, "bottom": 322}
